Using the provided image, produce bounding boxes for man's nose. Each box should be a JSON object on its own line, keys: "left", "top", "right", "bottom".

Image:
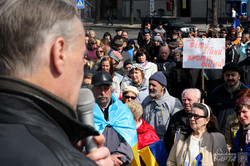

{"left": 229, "top": 75, "right": 233, "bottom": 79}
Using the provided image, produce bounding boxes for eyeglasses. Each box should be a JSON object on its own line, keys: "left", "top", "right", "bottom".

{"left": 97, "top": 51, "right": 104, "bottom": 53}
{"left": 188, "top": 113, "right": 207, "bottom": 120}
{"left": 124, "top": 95, "right": 136, "bottom": 100}
{"left": 246, "top": 49, "right": 250, "bottom": 52}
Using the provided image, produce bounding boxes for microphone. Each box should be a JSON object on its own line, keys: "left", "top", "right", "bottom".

{"left": 77, "top": 88, "right": 98, "bottom": 154}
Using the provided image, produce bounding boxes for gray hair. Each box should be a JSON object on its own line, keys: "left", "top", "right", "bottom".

{"left": 89, "top": 30, "right": 96, "bottom": 35}
{"left": 181, "top": 88, "right": 201, "bottom": 102}
{"left": 0, "top": 0, "right": 79, "bottom": 77}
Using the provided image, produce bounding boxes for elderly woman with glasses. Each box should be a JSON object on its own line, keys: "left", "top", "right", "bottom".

{"left": 122, "top": 86, "right": 138, "bottom": 104}
{"left": 167, "top": 103, "right": 229, "bottom": 166}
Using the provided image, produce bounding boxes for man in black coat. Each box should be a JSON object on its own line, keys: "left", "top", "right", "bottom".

{"left": 0, "top": 0, "right": 112, "bottom": 165}
{"left": 207, "top": 62, "right": 248, "bottom": 133}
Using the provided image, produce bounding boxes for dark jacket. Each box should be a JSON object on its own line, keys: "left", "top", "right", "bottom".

{"left": 164, "top": 109, "right": 189, "bottom": 153}
{"left": 137, "top": 29, "right": 153, "bottom": 47}
{"left": 140, "top": 40, "right": 154, "bottom": 58}
{"left": 149, "top": 44, "right": 162, "bottom": 60}
{"left": 226, "top": 46, "right": 240, "bottom": 63}
{"left": 156, "top": 57, "right": 176, "bottom": 78}
{"left": 0, "top": 76, "right": 98, "bottom": 166}
{"left": 239, "top": 57, "right": 250, "bottom": 87}
{"left": 207, "top": 82, "right": 248, "bottom": 133}
{"left": 167, "top": 61, "right": 201, "bottom": 100}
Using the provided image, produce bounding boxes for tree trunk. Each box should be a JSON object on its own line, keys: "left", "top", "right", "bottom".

{"left": 212, "top": 0, "right": 218, "bottom": 26}
{"left": 129, "top": 0, "right": 134, "bottom": 25}
{"left": 173, "top": 0, "right": 177, "bottom": 17}
{"left": 94, "top": 0, "right": 101, "bottom": 24}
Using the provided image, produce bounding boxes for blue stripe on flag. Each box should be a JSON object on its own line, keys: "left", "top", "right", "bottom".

{"left": 149, "top": 140, "right": 168, "bottom": 166}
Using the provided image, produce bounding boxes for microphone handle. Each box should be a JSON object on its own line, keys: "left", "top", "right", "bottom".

{"left": 84, "top": 136, "right": 98, "bottom": 154}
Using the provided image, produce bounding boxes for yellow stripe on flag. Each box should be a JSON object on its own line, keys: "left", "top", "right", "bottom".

{"left": 139, "top": 146, "right": 159, "bottom": 166}
{"left": 131, "top": 143, "right": 141, "bottom": 166}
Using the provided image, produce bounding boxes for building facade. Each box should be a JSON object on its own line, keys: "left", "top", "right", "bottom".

{"left": 89, "top": 0, "right": 249, "bottom": 21}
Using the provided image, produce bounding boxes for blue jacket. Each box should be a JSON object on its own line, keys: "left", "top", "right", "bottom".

{"left": 231, "top": 128, "right": 250, "bottom": 165}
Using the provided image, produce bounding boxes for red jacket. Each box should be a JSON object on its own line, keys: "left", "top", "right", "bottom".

{"left": 137, "top": 119, "right": 160, "bottom": 150}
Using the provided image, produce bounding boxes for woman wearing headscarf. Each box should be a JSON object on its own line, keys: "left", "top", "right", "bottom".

{"left": 128, "top": 63, "right": 149, "bottom": 103}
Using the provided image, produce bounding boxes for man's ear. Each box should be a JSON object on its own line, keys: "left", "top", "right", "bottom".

{"left": 51, "top": 37, "right": 66, "bottom": 74}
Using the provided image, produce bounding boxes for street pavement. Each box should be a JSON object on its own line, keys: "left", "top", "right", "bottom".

{"left": 82, "top": 18, "right": 232, "bottom": 40}
{"left": 83, "top": 18, "right": 211, "bottom": 33}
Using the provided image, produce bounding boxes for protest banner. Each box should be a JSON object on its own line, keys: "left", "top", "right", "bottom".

{"left": 183, "top": 38, "right": 225, "bottom": 69}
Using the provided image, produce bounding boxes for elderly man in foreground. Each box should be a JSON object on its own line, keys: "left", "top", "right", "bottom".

{"left": 0, "top": 0, "right": 112, "bottom": 165}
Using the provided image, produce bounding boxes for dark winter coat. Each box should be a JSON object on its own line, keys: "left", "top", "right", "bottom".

{"left": 0, "top": 76, "right": 98, "bottom": 166}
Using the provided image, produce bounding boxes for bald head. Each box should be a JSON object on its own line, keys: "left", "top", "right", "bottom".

{"left": 159, "top": 46, "right": 170, "bottom": 61}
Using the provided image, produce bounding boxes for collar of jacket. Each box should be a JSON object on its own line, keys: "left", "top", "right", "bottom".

{"left": 224, "top": 82, "right": 243, "bottom": 94}
{"left": 0, "top": 76, "right": 99, "bottom": 144}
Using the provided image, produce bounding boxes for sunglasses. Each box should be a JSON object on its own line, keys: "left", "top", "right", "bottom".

{"left": 246, "top": 49, "right": 250, "bottom": 52}
{"left": 124, "top": 96, "right": 136, "bottom": 100}
{"left": 188, "top": 113, "right": 207, "bottom": 120}
{"left": 97, "top": 51, "right": 104, "bottom": 53}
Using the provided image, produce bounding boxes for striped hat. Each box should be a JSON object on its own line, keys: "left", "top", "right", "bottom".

{"left": 108, "top": 50, "right": 123, "bottom": 62}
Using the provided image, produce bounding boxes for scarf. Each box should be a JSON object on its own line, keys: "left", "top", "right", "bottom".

{"left": 243, "top": 124, "right": 250, "bottom": 146}
{"left": 141, "top": 61, "right": 148, "bottom": 68}
{"left": 132, "top": 78, "right": 146, "bottom": 90}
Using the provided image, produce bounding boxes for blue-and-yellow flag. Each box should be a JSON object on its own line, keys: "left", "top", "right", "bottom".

{"left": 202, "top": 70, "right": 209, "bottom": 81}
{"left": 93, "top": 94, "right": 140, "bottom": 166}
{"left": 233, "top": 17, "right": 241, "bottom": 30}
{"left": 139, "top": 139, "right": 168, "bottom": 166}
{"left": 193, "top": 153, "right": 204, "bottom": 166}
{"left": 233, "top": 17, "right": 244, "bottom": 32}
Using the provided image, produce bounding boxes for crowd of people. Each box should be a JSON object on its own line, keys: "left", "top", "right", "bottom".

{"left": 82, "top": 17, "right": 250, "bottom": 165}
{"left": 0, "top": 0, "right": 250, "bottom": 165}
